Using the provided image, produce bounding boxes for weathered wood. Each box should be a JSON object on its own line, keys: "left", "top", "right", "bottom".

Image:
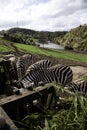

{"left": 0, "top": 84, "right": 57, "bottom": 129}
{"left": 0, "top": 106, "right": 17, "bottom": 130}
{"left": 0, "top": 84, "right": 56, "bottom": 107}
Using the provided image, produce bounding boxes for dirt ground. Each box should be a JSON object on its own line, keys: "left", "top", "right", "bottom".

{"left": 71, "top": 66, "right": 87, "bottom": 81}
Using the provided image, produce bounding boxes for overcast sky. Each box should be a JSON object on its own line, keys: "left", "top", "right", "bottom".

{"left": 0, "top": 0, "right": 87, "bottom": 31}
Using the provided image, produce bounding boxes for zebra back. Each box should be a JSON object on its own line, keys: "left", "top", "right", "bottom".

{"left": 48, "top": 64, "right": 73, "bottom": 86}
{"left": 26, "top": 59, "right": 53, "bottom": 74}
{"left": 21, "top": 64, "right": 73, "bottom": 88}
{"left": 68, "top": 80, "right": 87, "bottom": 96}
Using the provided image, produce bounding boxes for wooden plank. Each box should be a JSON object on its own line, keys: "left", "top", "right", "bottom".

{"left": 0, "top": 106, "right": 17, "bottom": 130}
{"left": 0, "top": 84, "right": 55, "bottom": 107}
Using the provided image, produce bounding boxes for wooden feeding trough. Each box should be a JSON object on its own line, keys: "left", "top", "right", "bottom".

{"left": 0, "top": 59, "right": 58, "bottom": 129}
{"left": 0, "top": 83, "right": 57, "bottom": 129}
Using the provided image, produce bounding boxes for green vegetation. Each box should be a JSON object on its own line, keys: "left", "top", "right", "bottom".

{"left": 60, "top": 24, "right": 87, "bottom": 51}
{"left": 14, "top": 86, "right": 87, "bottom": 130}
{"left": 15, "top": 43, "right": 87, "bottom": 63}
{"left": 1, "top": 24, "right": 87, "bottom": 51}
{"left": 2, "top": 27, "right": 67, "bottom": 45}
{"left": 0, "top": 34, "right": 87, "bottom": 63}
{"left": 0, "top": 45, "right": 11, "bottom": 52}
{"left": 0, "top": 37, "right": 15, "bottom": 52}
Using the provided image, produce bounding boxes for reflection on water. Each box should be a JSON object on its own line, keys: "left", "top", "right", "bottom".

{"left": 40, "top": 42, "right": 64, "bottom": 50}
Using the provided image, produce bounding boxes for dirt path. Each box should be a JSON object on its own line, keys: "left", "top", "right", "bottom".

{"left": 71, "top": 66, "right": 87, "bottom": 81}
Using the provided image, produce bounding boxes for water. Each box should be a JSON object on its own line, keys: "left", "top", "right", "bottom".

{"left": 39, "top": 42, "right": 64, "bottom": 50}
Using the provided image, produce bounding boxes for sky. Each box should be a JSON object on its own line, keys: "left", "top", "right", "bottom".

{"left": 0, "top": 0, "right": 87, "bottom": 31}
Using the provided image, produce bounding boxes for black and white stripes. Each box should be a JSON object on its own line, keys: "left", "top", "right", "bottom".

{"left": 8, "top": 57, "right": 18, "bottom": 81}
{"left": 7, "top": 54, "right": 74, "bottom": 93}
{"left": 68, "top": 80, "right": 87, "bottom": 96}
{"left": 25, "top": 59, "right": 53, "bottom": 75}
{"left": 16, "top": 54, "right": 33, "bottom": 80}
{"left": 6, "top": 54, "right": 87, "bottom": 98}
{"left": 20, "top": 64, "right": 73, "bottom": 88}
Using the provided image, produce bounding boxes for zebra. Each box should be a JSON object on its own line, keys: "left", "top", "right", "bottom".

{"left": 67, "top": 80, "right": 87, "bottom": 96}
{"left": 16, "top": 54, "right": 33, "bottom": 81}
{"left": 25, "top": 59, "right": 53, "bottom": 75}
{"left": 19, "top": 64, "right": 73, "bottom": 89}
{"left": 14, "top": 59, "right": 53, "bottom": 88}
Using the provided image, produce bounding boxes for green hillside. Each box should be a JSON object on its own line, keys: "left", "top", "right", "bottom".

{"left": 60, "top": 24, "right": 87, "bottom": 51}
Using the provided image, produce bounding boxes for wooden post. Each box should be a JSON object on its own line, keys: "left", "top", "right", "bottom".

{"left": 0, "top": 106, "right": 17, "bottom": 130}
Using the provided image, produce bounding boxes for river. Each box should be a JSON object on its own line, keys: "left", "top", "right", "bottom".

{"left": 37, "top": 42, "right": 64, "bottom": 50}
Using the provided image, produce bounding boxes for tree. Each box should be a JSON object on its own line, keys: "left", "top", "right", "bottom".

{"left": 39, "top": 33, "right": 48, "bottom": 48}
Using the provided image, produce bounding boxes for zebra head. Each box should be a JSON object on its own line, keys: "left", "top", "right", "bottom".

{"left": 21, "top": 81, "right": 35, "bottom": 90}
{"left": 16, "top": 54, "right": 33, "bottom": 81}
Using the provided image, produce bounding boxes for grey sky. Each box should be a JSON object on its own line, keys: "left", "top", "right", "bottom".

{"left": 0, "top": 0, "right": 87, "bottom": 31}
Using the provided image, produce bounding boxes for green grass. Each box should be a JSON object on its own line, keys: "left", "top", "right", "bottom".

{"left": 15, "top": 89, "right": 87, "bottom": 130}
{"left": 0, "top": 36, "right": 87, "bottom": 63}
{"left": 15, "top": 43, "right": 87, "bottom": 63}
{"left": 0, "top": 37, "right": 13, "bottom": 52}
{"left": 0, "top": 45, "right": 11, "bottom": 52}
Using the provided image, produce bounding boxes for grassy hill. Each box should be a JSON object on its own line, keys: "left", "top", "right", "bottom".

{"left": 60, "top": 24, "right": 87, "bottom": 51}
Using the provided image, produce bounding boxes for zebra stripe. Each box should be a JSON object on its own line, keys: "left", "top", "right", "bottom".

{"left": 68, "top": 81, "right": 87, "bottom": 96}
{"left": 20, "top": 64, "right": 73, "bottom": 88}
{"left": 26, "top": 59, "right": 53, "bottom": 74}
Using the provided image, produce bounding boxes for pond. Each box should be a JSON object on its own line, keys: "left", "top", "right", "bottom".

{"left": 37, "top": 42, "right": 64, "bottom": 50}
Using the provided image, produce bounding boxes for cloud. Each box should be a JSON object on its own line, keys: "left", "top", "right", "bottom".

{"left": 82, "top": 0, "right": 87, "bottom": 3}
{"left": 0, "top": 0, "right": 87, "bottom": 31}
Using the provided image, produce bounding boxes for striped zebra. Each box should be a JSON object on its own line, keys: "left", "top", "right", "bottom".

{"left": 25, "top": 59, "right": 53, "bottom": 75}
{"left": 16, "top": 54, "right": 33, "bottom": 81}
{"left": 67, "top": 80, "right": 87, "bottom": 96}
{"left": 19, "top": 64, "right": 73, "bottom": 89}
{"left": 7, "top": 56, "right": 18, "bottom": 81}
{"left": 14, "top": 59, "right": 53, "bottom": 88}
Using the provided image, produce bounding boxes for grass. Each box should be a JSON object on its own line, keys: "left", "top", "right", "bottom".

{"left": 0, "top": 37, "right": 14, "bottom": 52}
{"left": 15, "top": 43, "right": 87, "bottom": 63}
{"left": 0, "top": 45, "right": 11, "bottom": 52}
{"left": 0, "top": 37, "right": 87, "bottom": 63}
{"left": 15, "top": 87, "right": 87, "bottom": 130}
